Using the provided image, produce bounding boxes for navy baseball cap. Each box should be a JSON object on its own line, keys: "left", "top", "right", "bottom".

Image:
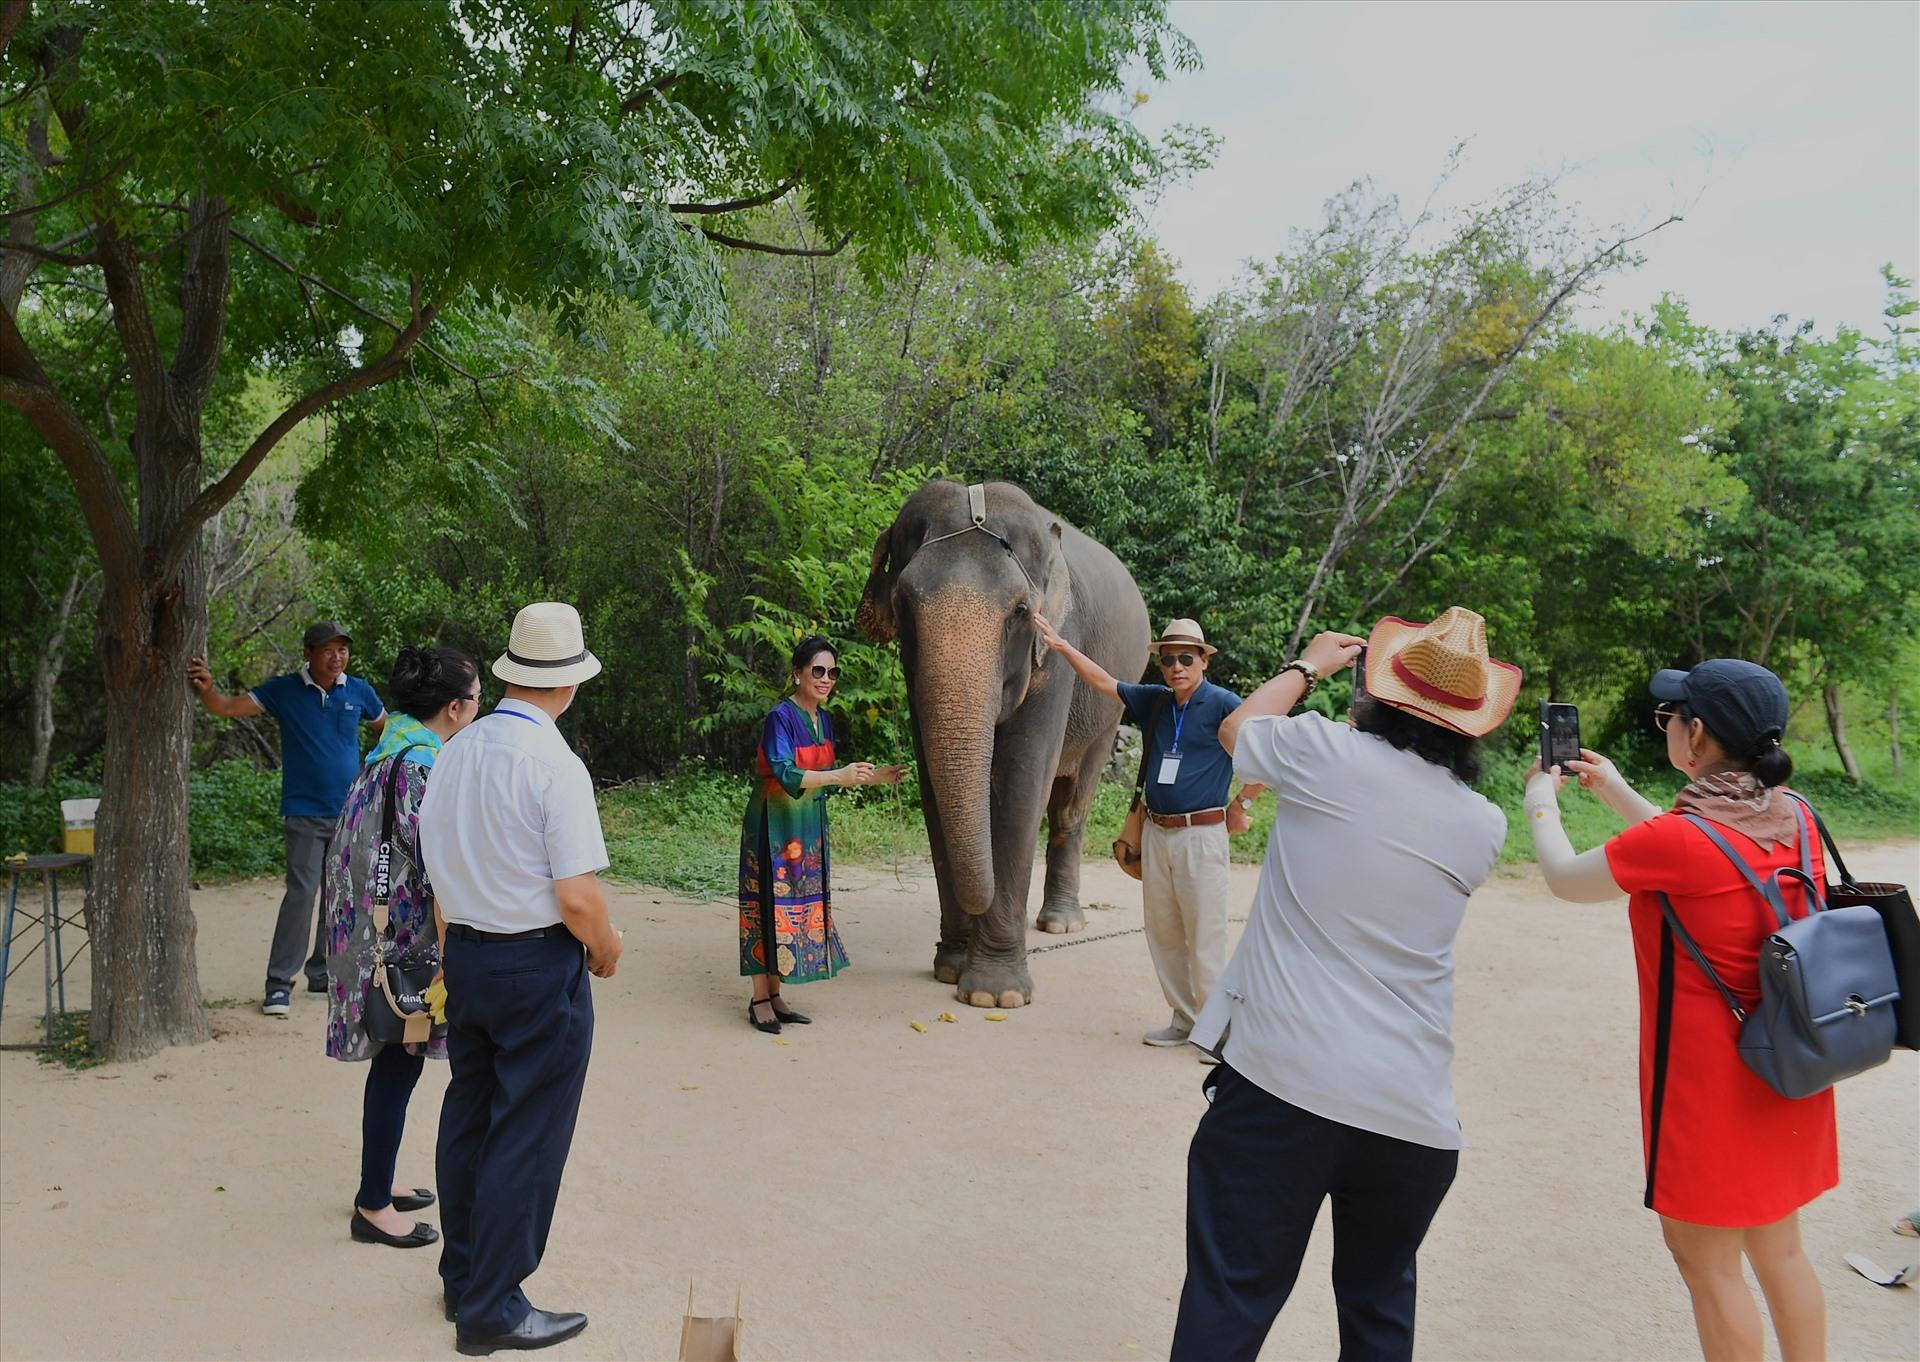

{"left": 1649, "top": 659, "right": 1789, "bottom": 758}
{"left": 301, "top": 621, "right": 351, "bottom": 650}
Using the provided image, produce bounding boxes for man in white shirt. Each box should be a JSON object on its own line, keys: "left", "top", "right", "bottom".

{"left": 418, "top": 602, "right": 623, "bottom": 1356}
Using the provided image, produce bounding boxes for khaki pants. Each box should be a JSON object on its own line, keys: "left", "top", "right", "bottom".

{"left": 1141, "top": 818, "right": 1231, "bottom": 1029}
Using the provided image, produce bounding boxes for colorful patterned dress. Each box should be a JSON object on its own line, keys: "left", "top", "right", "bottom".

{"left": 738, "top": 699, "right": 848, "bottom": 982}
{"left": 322, "top": 713, "right": 448, "bottom": 1061}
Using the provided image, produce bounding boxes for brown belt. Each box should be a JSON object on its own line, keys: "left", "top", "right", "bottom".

{"left": 1147, "top": 807, "right": 1226, "bottom": 829}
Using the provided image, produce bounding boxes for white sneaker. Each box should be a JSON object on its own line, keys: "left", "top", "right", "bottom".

{"left": 1142, "top": 1022, "right": 1192, "bottom": 1047}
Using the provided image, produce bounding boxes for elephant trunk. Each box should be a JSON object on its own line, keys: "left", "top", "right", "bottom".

{"left": 913, "top": 600, "right": 1001, "bottom": 916}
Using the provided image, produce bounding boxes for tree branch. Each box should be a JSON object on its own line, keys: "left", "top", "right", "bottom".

{"left": 619, "top": 71, "right": 682, "bottom": 114}
{"left": 158, "top": 289, "right": 436, "bottom": 580}
{"left": 563, "top": 5, "right": 581, "bottom": 63}
{"left": 170, "top": 191, "right": 230, "bottom": 410}
{"left": 227, "top": 226, "right": 481, "bottom": 381}
{"left": 0, "top": 153, "right": 132, "bottom": 220}
{"left": 0, "top": 0, "right": 28, "bottom": 61}
{"left": 700, "top": 226, "right": 853, "bottom": 258}
{"left": 670, "top": 175, "right": 800, "bottom": 216}
{"left": 0, "top": 301, "right": 141, "bottom": 588}
{"left": 1, "top": 230, "right": 98, "bottom": 265}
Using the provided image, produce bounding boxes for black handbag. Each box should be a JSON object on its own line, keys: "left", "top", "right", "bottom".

{"left": 1787, "top": 792, "right": 1920, "bottom": 1050}
{"left": 363, "top": 745, "right": 446, "bottom": 1048}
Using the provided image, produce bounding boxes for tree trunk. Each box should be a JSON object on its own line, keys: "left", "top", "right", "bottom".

{"left": 89, "top": 564, "right": 212, "bottom": 1059}
{"left": 1823, "top": 683, "right": 1862, "bottom": 785}
{"left": 27, "top": 561, "right": 88, "bottom": 786}
{"left": 1890, "top": 685, "right": 1902, "bottom": 782}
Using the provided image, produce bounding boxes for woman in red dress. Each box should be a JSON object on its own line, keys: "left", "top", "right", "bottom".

{"left": 1524, "top": 659, "right": 1832, "bottom": 1362}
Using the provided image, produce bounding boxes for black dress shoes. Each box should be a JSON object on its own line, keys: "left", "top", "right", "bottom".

{"left": 770, "top": 1000, "right": 812, "bottom": 1024}
{"left": 391, "top": 1187, "right": 435, "bottom": 1211}
{"left": 348, "top": 1212, "right": 439, "bottom": 1248}
{"left": 455, "top": 1307, "right": 589, "bottom": 1355}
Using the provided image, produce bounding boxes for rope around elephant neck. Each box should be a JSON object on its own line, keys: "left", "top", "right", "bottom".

{"left": 918, "top": 482, "right": 1038, "bottom": 589}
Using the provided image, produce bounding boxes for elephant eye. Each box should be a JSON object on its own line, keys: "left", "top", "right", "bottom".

{"left": 1013, "top": 602, "right": 1030, "bottom": 619}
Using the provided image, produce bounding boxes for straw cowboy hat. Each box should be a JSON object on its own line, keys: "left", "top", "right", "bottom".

{"left": 1148, "top": 617, "right": 1217, "bottom": 657}
{"left": 492, "top": 602, "right": 603, "bottom": 688}
{"left": 1365, "top": 606, "right": 1521, "bottom": 738}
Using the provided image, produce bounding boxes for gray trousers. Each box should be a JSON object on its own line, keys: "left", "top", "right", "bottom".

{"left": 267, "top": 814, "right": 334, "bottom": 990}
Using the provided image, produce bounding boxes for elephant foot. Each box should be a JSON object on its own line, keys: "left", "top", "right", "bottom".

{"left": 932, "top": 943, "right": 968, "bottom": 986}
{"left": 954, "top": 958, "right": 1033, "bottom": 1010}
{"left": 1034, "top": 901, "right": 1086, "bottom": 935}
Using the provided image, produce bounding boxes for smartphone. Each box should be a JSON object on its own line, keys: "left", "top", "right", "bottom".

{"left": 1353, "top": 646, "right": 1368, "bottom": 697}
{"left": 1540, "top": 700, "right": 1581, "bottom": 774}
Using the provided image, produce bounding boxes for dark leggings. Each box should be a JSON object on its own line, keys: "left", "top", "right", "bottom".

{"left": 356, "top": 1044, "right": 426, "bottom": 1211}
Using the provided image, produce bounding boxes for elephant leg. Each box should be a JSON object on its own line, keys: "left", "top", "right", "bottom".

{"left": 911, "top": 705, "right": 971, "bottom": 983}
{"left": 1036, "top": 737, "right": 1110, "bottom": 934}
{"left": 954, "top": 729, "right": 1055, "bottom": 1009}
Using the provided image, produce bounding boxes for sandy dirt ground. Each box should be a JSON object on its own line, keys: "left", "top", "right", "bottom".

{"left": 2, "top": 845, "right": 1917, "bottom": 1362}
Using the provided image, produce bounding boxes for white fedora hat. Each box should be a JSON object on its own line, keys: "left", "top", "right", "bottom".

{"left": 1148, "top": 617, "right": 1216, "bottom": 657}
{"left": 492, "top": 602, "right": 602, "bottom": 688}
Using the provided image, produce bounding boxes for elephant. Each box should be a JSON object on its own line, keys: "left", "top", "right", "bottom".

{"left": 856, "top": 479, "right": 1151, "bottom": 1008}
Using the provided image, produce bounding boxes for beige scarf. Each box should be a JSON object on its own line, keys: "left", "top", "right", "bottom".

{"left": 1671, "top": 770, "right": 1799, "bottom": 850}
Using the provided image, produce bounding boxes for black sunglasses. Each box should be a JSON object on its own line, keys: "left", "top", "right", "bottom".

{"left": 808, "top": 665, "right": 841, "bottom": 681}
{"left": 1158, "top": 652, "right": 1198, "bottom": 669}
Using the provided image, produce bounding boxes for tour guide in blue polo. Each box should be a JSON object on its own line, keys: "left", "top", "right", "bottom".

{"left": 419, "top": 601, "right": 623, "bottom": 1357}
{"left": 189, "top": 621, "right": 385, "bottom": 1017}
{"left": 1032, "top": 614, "right": 1265, "bottom": 1055}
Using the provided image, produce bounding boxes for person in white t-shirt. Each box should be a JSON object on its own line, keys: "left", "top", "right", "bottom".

{"left": 417, "top": 602, "right": 623, "bottom": 1357}
{"left": 1172, "top": 607, "right": 1520, "bottom": 1362}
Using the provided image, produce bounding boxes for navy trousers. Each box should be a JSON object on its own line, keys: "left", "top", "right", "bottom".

{"left": 357, "top": 1044, "right": 425, "bottom": 1210}
{"left": 436, "top": 930, "right": 594, "bottom": 1337}
{"left": 1171, "top": 1064, "right": 1458, "bottom": 1362}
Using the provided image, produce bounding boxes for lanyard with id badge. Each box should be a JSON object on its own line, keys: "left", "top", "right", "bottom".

{"left": 1157, "top": 700, "right": 1189, "bottom": 785}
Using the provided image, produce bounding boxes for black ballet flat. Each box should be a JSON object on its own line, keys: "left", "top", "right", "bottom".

{"left": 349, "top": 1212, "right": 439, "bottom": 1248}
{"left": 747, "top": 999, "right": 782, "bottom": 1035}
{"left": 769, "top": 1000, "right": 811, "bottom": 1025}
{"left": 392, "top": 1188, "right": 435, "bottom": 1211}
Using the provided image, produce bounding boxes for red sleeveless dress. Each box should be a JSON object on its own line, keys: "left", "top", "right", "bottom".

{"left": 1604, "top": 805, "right": 1838, "bottom": 1227}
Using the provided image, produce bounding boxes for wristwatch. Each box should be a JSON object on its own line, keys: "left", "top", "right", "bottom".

{"left": 1236, "top": 796, "right": 1254, "bottom": 812}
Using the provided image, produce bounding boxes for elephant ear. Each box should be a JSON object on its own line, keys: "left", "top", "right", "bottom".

{"left": 1032, "top": 521, "right": 1072, "bottom": 670}
{"left": 855, "top": 527, "right": 897, "bottom": 642}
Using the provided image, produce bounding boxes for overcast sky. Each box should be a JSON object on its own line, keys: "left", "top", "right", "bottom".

{"left": 1128, "top": 0, "right": 1919, "bottom": 337}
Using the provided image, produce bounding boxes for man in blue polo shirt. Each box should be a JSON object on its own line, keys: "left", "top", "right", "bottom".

{"left": 188, "top": 621, "right": 385, "bottom": 1016}
{"left": 1034, "top": 614, "right": 1265, "bottom": 1058}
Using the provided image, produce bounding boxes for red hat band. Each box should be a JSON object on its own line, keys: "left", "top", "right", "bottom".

{"left": 1390, "top": 653, "right": 1487, "bottom": 711}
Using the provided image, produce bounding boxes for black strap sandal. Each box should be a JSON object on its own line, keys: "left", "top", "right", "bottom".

{"left": 748, "top": 999, "right": 782, "bottom": 1034}
{"left": 769, "top": 998, "right": 812, "bottom": 1025}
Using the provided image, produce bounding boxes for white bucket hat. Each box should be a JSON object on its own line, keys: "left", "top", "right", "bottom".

{"left": 492, "top": 602, "right": 602, "bottom": 688}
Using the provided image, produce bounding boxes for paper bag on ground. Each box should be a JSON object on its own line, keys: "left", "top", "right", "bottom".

{"left": 678, "top": 1285, "right": 743, "bottom": 1362}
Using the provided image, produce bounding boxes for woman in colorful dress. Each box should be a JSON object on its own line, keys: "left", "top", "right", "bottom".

{"left": 738, "top": 635, "right": 902, "bottom": 1033}
{"left": 323, "top": 645, "right": 483, "bottom": 1248}
{"left": 1525, "top": 659, "right": 1832, "bottom": 1362}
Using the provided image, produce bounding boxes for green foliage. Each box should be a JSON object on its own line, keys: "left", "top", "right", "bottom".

{"left": 0, "top": 761, "right": 282, "bottom": 879}
{"left": 35, "top": 1011, "right": 102, "bottom": 1070}
{"left": 697, "top": 457, "right": 933, "bottom": 763}
{"left": 598, "top": 765, "right": 924, "bottom": 900}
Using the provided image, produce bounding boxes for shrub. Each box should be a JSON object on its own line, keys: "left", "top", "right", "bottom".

{"left": 0, "top": 760, "right": 284, "bottom": 880}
